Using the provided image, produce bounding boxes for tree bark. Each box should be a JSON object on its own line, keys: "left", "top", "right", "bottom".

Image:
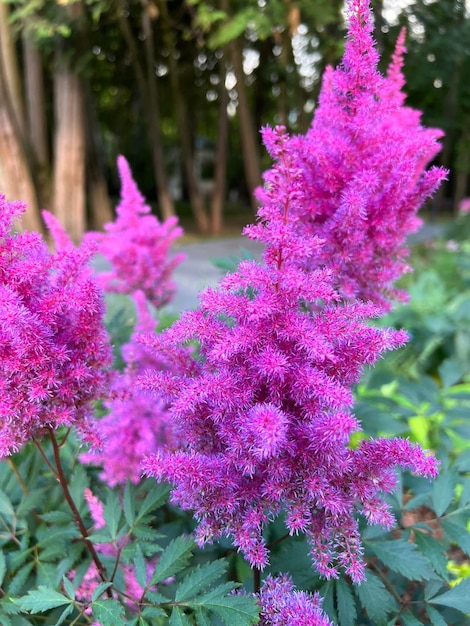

{"left": 210, "top": 63, "right": 229, "bottom": 235}
{"left": 52, "top": 67, "right": 86, "bottom": 242}
{"left": 0, "top": 5, "right": 42, "bottom": 232}
{"left": 22, "top": 33, "right": 50, "bottom": 208}
{"left": 157, "top": 0, "right": 209, "bottom": 233}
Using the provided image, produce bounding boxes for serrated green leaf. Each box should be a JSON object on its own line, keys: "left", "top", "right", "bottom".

{"left": 355, "top": 570, "right": 398, "bottom": 623}
{"left": 39, "top": 511, "right": 72, "bottom": 524}
{"left": 442, "top": 517, "right": 470, "bottom": 556}
{"left": 0, "top": 491, "right": 15, "bottom": 519}
{"left": 169, "top": 607, "right": 192, "bottom": 625}
{"left": 15, "top": 586, "right": 71, "bottom": 612}
{"left": 141, "top": 606, "right": 167, "bottom": 619}
{"left": 414, "top": 532, "right": 449, "bottom": 580}
{"left": 123, "top": 480, "right": 135, "bottom": 526}
{"left": 145, "top": 589, "right": 171, "bottom": 604}
{"left": 0, "top": 615, "right": 12, "bottom": 626}
{"left": 401, "top": 612, "right": 424, "bottom": 625}
{"left": 91, "top": 599, "right": 126, "bottom": 626}
{"left": 432, "top": 470, "right": 457, "bottom": 517}
{"left": 426, "top": 605, "right": 448, "bottom": 626}
{"left": 136, "top": 484, "right": 170, "bottom": 521}
{"left": 438, "top": 359, "right": 462, "bottom": 388}
{"left": 134, "top": 544, "right": 147, "bottom": 589}
{"left": 103, "top": 491, "right": 122, "bottom": 540}
{"left": 7, "top": 562, "right": 34, "bottom": 595}
{"left": 0, "top": 550, "right": 6, "bottom": 586}
{"left": 428, "top": 578, "right": 470, "bottom": 613}
{"left": 176, "top": 558, "right": 227, "bottom": 602}
{"left": 133, "top": 524, "right": 164, "bottom": 542}
{"left": 149, "top": 536, "right": 195, "bottom": 585}
{"left": 55, "top": 603, "right": 74, "bottom": 626}
{"left": 16, "top": 489, "right": 48, "bottom": 518}
{"left": 367, "top": 539, "right": 434, "bottom": 580}
{"left": 62, "top": 575, "right": 75, "bottom": 599}
{"left": 190, "top": 592, "right": 260, "bottom": 626}
{"left": 92, "top": 582, "right": 113, "bottom": 602}
{"left": 336, "top": 577, "right": 356, "bottom": 626}
{"left": 195, "top": 607, "right": 212, "bottom": 626}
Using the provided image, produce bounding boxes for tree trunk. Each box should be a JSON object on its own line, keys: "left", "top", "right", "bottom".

{"left": 210, "top": 64, "right": 229, "bottom": 235}
{"left": 228, "top": 35, "right": 262, "bottom": 212}
{"left": 22, "top": 33, "right": 50, "bottom": 208}
{"left": 53, "top": 67, "right": 86, "bottom": 242}
{"left": 157, "top": 0, "right": 209, "bottom": 233}
{"left": 0, "top": 5, "right": 42, "bottom": 232}
{"left": 141, "top": 0, "right": 175, "bottom": 220}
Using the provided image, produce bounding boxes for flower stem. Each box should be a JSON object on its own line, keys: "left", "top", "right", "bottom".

{"left": 253, "top": 567, "right": 261, "bottom": 594}
{"left": 45, "top": 428, "right": 112, "bottom": 595}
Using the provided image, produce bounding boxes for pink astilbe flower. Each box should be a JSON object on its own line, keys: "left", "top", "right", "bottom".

{"left": 141, "top": 122, "right": 437, "bottom": 582}
{"left": 88, "top": 156, "right": 184, "bottom": 308}
{"left": 0, "top": 198, "right": 112, "bottom": 457}
{"left": 80, "top": 291, "right": 180, "bottom": 486}
{"left": 253, "top": 0, "right": 447, "bottom": 309}
{"left": 258, "top": 575, "right": 334, "bottom": 626}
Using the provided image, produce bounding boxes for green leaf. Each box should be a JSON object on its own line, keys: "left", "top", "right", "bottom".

{"left": 355, "top": 570, "right": 398, "bottom": 623}
{"left": 91, "top": 599, "right": 126, "bottom": 626}
{"left": 414, "top": 531, "right": 449, "bottom": 580}
{"left": 145, "top": 589, "right": 171, "bottom": 604}
{"left": 123, "top": 480, "right": 135, "bottom": 526}
{"left": 432, "top": 469, "right": 457, "bottom": 517}
{"left": 136, "top": 484, "right": 170, "bottom": 521}
{"left": 176, "top": 558, "right": 227, "bottom": 602}
{"left": 169, "top": 607, "right": 192, "bottom": 625}
{"left": 428, "top": 578, "right": 470, "bottom": 613}
{"left": 15, "top": 586, "right": 71, "bottom": 612}
{"left": 62, "top": 576, "right": 75, "bottom": 599}
{"left": 195, "top": 607, "right": 212, "bottom": 626}
{"left": 7, "top": 562, "right": 34, "bottom": 595}
{"left": 134, "top": 544, "right": 148, "bottom": 589}
{"left": 441, "top": 517, "right": 470, "bottom": 557}
{"left": 0, "top": 550, "right": 6, "bottom": 587}
{"left": 366, "top": 539, "right": 434, "bottom": 580}
{"left": 0, "top": 615, "right": 12, "bottom": 626}
{"left": 91, "top": 582, "right": 113, "bottom": 602}
{"left": 103, "top": 491, "right": 122, "bottom": 540}
{"left": 336, "top": 577, "right": 356, "bottom": 626}
{"left": 141, "top": 606, "right": 167, "bottom": 619}
{"left": 426, "top": 605, "right": 449, "bottom": 626}
{"left": 55, "top": 604, "right": 74, "bottom": 626}
{"left": 401, "top": 612, "right": 424, "bottom": 625}
{"left": 190, "top": 591, "right": 260, "bottom": 626}
{"left": 149, "top": 536, "right": 195, "bottom": 585}
{"left": 438, "top": 359, "right": 462, "bottom": 388}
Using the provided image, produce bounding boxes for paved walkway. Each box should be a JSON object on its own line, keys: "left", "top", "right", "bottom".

{"left": 165, "top": 237, "right": 263, "bottom": 314}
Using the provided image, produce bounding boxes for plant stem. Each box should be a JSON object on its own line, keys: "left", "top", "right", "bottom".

{"left": 45, "top": 428, "right": 112, "bottom": 595}
{"left": 253, "top": 567, "right": 261, "bottom": 594}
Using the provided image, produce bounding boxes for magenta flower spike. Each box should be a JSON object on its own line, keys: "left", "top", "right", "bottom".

{"left": 0, "top": 198, "right": 112, "bottom": 457}
{"left": 256, "top": 0, "right": 447, "bottom": 309}
{"left": 141, "top": 118, "right": 437, "bottom": 584}
{"left": 89, "top": 156, "right": 185, "bottom": 309}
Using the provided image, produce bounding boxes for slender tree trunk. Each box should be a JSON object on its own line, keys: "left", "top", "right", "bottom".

{"left": 228, "top": 35, "right": 262, "bottom": 212}
{"left": 157, "top": 0, "right": 209, "bottom": 233}
{"left": 52, "top": 66, "right": 86, "bottom": 242}
{"left": 141, "top": 0, "right": 175, "bottom": 220}
{"left": 118, "top": 6, "right": 175, "bottom": 221}
{"left": 210, "top": 64, "right": 229, "bottom": 235}
{"left": 0, "top": 5, "right": 42, "bottom": 232}
{"left": 52, "top": 2, "right": 86, "bottom": 242}
{"left": 22, "top": 33, "right": 50, "bottom": 208}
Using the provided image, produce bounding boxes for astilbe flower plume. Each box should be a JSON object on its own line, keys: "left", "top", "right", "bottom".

{"left": 141, "top": 122, "right": 437, "bottom": 583}
{"left": 258, "top": 575, "right": 334, "bottom": 626}
{"left": 256, "top": 0, "right": 447, "bottom": 309}
{"left": 80, "top": 291, "right": 180, "bottom": 486}
{"left": 88, "top": 156, "right": 184, "bottom": 308}
{"left": 0, "top": 197, "right": 112, "bottom": 457}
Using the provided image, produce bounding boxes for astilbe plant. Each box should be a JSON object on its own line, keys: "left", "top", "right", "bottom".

{"left": 88, "top": 155, "right": 185, "bottom": 309}
{"left": 80, "top": 290, "right": 180, "bottom": 486}
{"left": 0, "top": 196, "right": 112, "bottom": 457}
{"left": 141, "top": 121, "right": 438, "bottom": 585}
{"left": 259, "top": 0, "right": 447, "bottom": 309}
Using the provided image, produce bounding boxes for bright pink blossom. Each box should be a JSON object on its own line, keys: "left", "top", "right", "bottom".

{"left": 0, "top": 198, "right": 111, "bottom": 457}
{"left": 258, "top": 575, "right": 334, "bottom": 626}
{"left": 141, "top": 120, "right": 437, "bottom": 583}
{"left": 88, "top": 156, "right": 184, "bottom": 309}
{"left": 251, "top": 1, "right": 447, "bottom": 309}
